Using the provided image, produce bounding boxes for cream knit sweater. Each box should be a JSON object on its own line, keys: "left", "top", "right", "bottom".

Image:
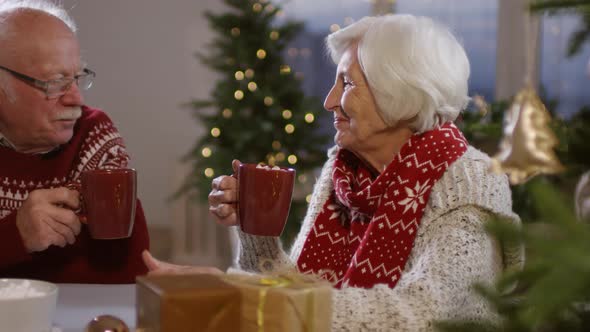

{"left": 234, "top": 146, "right": 523, "bottom": 331}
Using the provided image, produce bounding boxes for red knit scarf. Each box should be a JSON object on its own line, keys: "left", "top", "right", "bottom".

{"left": 297, "top": 123, "right": 468, "bottom": 288}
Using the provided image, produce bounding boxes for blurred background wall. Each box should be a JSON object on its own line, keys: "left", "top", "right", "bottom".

{"left": 61, "top": 0, "right": 229, "bottom": 263}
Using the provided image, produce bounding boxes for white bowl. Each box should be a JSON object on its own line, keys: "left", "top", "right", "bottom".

{"left": 0, "top": 278, "right": 58, "bottom": 332}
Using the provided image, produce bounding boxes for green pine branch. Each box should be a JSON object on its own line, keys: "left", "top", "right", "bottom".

{"left": 530, "top": 0, "right": 590, "bottom": 57}
{"left": 437, "top": 180, "right": 590, "bottom": 332}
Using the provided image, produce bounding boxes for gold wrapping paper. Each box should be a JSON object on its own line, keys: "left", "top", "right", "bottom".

{"left": 136, "top": 273, "right": 332, "bottom": 332}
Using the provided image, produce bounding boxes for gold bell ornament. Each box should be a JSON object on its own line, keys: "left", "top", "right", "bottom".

{"left": 490, "top": 86, "right": 564, "bottom": 184}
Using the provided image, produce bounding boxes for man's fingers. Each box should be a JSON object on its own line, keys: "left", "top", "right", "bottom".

{"left": 46, "top": 217, "right": 77, "bottom": 245}
{"left": 44, "top": 224, "right": 69, "bottom": 247}
{"left": 31, "top": 187, "right": 80, "bottom": 210}
{"left": 48, "top": 206, "right": 82, "bottom": 236}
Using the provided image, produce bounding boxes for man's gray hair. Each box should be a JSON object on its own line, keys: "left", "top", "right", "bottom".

{"left": 0, "top": 0, "right": 76, "bottom": 33}
{"left": 326, "top": 14, "right": 470, "bottom": 133}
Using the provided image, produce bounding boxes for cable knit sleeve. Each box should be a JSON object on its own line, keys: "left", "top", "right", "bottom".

{"left": 331, "top": 205, "right": 501, "bottom": 331}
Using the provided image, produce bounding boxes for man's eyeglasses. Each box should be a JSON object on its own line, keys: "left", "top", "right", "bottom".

{"left": 0, "top": 65, "right": 95, "bottom": 99}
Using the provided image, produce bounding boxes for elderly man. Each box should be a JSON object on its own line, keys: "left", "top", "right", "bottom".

{"left": 0, "top": 1, "right": 149, "bottom": 283}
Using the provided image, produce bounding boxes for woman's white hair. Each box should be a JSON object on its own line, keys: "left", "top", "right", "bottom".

{"left": 327, "top": 14, "right": 470, "bottom": 133}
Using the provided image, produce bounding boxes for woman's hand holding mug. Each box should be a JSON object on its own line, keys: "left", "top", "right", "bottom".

{"left": 208, "top": 160, "right": 240, "bottom": 227}
{"left": 208, "top": 159, "right": 295, "bottom": 237}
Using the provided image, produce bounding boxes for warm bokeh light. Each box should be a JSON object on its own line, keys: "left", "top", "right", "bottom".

{"left": 201, "top": 147, "right": 212, "bottom": 158}
{"left": 247, "top": 82, "right": 258, "bottom": 92}
{"left": 306, "top": 194, "right": 312, "bottom": 203}
{"left": 269, "top": 31, "right": 279, "bottom": 40}
{"left": 285, "top": 124, "right": 295, "bottom": 134}
{"left": 280, "top": 65, "right": 291, "bottom": 74}
{"left": 234, "top": 90, "right": 244, "bottom": 100}
{"left": 288, "top": 154, "right": 298, "bottom": 164}
{"left": 264, "top": 96, "right": 273, "bottom": 106}
{"left": 235, "top": 71, "right": 244, "bottom": 80}
{"left": 298, "top": 174, "right": 307, "bottom": 183}
{"left": 304, "top": 113, "right": 315, "bottom": 123}
{"left": 276, "top": 152, "right": 286, "bottom": 162}
{"left": 204, "top": 168, "right": 215, "bottom": 178}
{"left": 222, "top": 108, "right": 232, "bottom": 118}
{"left": 211, "top": 127, "right": 221, "bottom": 137}
{"left": 256, "top": 49, "right": 267, "bottom": 59}
{"left": 245, "top": 69, "right": 254, "bottom": 79}
{"left": 231, "top": 27, "right": 240, "bottom": 37}
{"left": 267, "top": 155, "right": 276, "bottom": 166}
{"left": 252, "top": 3, "right": 262, "bottom": 12}
{"left": 282, "top": 109, "right": 292, "bottom": 119}
{"left": 272, "top": 140, "right": 282, "bottom": 150}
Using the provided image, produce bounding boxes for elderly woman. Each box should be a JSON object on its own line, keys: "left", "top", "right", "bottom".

{"left": 144, "top": 14, "right": 522, "bottom": 331}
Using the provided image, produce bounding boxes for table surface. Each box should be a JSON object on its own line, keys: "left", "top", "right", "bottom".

{"left": 54, "top": 283, "right": 136, "bottom": 332}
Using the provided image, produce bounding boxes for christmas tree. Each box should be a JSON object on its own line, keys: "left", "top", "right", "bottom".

{"left": 184, "top": 0, "right": 330, "bottom": 242}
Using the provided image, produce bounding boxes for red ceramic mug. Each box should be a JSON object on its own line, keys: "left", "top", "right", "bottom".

{"left": 68, "top": 168, "right": 137, "bottom": 239}
{"left": 237, "top": 163, "right": 295, "bottom": 236}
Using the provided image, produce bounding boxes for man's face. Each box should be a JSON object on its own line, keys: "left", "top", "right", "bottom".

{"left": 323, "top": 44, "right": 388, "bottom": 155}
{"left": 0, "top": 12, "right": 84, "bottom": 153}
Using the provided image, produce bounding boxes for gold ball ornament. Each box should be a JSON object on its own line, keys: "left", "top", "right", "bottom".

{"left": 85, "top": 315, "right": 129, "bottom": 332}
{"left": 489, "top": 86, "right": 564, "bottom": 184}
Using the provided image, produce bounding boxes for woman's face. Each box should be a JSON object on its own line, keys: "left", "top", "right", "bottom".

{"left": 324, "top": 44, "right": 389, "bottom": 155}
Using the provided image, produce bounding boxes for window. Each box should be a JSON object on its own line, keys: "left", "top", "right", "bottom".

{"left": 281, "top": 0, "right": 498, "bottom": 102}
{"left": 541, "top": 15, "right": 590, "bottom": 116}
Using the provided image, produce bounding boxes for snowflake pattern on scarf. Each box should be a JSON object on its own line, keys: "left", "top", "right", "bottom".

{"left": 297, "top": 123, "right": 468, "bottom": 288}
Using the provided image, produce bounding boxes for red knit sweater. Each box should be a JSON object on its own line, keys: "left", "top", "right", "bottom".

{"left": 0, "top": 106, "right": 149, "bottom": 283}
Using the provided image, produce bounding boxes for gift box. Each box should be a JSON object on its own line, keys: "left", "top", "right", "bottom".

{"left": 136, "top": 273, "right": 332, "bottom": 332}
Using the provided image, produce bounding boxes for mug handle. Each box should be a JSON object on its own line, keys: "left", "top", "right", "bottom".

{"left": 65, "top": 182, "right": 87, "bottom": 224}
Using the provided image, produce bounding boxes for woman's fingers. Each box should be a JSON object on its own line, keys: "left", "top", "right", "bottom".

{"left": 142, "top": 250, "right": 161, "bottom": 272}
{"left": 231, "top": 159, "right": 241, "bottom": 173}
{"left": 209, "top": 204, "right": 238, "bottom": 226}
{"left": 208, "top": 187, "right": 237, "bottom": 206}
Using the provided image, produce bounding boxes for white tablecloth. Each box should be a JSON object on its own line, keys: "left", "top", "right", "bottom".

{"left": 54, "top": 283, "right": 135, "bottom": 332}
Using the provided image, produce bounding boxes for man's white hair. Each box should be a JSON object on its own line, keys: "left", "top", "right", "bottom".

{"left": 0, "top": 0, "right": 76, "bottom": 32}
{"left": 326, "top": 14, "right": 470, "bottom": 133}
